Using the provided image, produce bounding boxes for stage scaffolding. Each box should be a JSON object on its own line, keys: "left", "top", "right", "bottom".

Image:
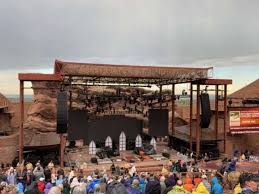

{"left": 18, "top": 60, "right": 231, "bottom": 166}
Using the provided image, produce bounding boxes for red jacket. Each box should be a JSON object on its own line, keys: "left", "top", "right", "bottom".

{"left": 37, "top": 181, "right": 45, "bottom": 194}
{"left": 184, "top": 178, "right": 195, "bottom": 192}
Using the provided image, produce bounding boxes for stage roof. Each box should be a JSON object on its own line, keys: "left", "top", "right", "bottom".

{"left": 53, "top": 60, "right": 213, "bottom": 85}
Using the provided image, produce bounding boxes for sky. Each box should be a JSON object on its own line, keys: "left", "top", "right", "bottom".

{"left": 0, "top": 0, "right": 259, "bottom": 95}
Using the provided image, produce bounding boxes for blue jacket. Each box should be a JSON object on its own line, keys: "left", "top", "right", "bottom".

{"left": 139, "top": 178, "right": 146, "bottom": 194}
{"left": 211, "top": 177, "right": 223, "bottom": 194}
{"left": 123, "top": 181, "right": 142, "bottom": 194}
{"left": 17, "top": 182, "right": 24, "bottom": 194}
{"left": 87, "top": 179, "right": 101, "bottom": 193}
{"left": 226, "top": 161, "right": 236, "bottom": 172}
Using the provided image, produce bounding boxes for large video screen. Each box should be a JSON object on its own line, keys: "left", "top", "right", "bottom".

{"left": 229, "top": 107, "right": 259, "bottom": 134}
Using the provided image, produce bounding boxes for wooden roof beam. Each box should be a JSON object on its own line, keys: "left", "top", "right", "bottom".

{"left": 192, "top": 79, "right": 232, "bottom": 85}
{"left": 18, "top": 73, "right": 63, "bottom": 81}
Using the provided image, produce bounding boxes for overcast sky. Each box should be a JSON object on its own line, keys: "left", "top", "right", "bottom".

{"left": 0, "top": 0, "right": 259, "bottom": 94}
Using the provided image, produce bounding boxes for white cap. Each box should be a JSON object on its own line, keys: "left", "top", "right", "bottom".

{"left": 201, "top": 174, "right": 207, "bottom": 179}
{"left": 87, "top": 176, "right": 92, "bottom": 181}
{"left": 39, "top": 177, "right": 45, "bottom": 181}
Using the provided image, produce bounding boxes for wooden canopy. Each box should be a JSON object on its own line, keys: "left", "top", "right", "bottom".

{"left": 54, "top": 60, "right": 212, "bottom": 85}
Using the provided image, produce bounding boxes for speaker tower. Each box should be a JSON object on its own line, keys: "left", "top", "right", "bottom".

{"left": 57, "top": 91, "right": 68, "bottom": 134}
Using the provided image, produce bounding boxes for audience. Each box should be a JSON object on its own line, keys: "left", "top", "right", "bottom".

{"left": 0, "top": 158, "right": 257, "bottom": 194}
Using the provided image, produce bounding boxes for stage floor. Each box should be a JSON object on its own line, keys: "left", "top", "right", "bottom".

{"left": 65, "top": 142, "right": 259, "bottom": 175}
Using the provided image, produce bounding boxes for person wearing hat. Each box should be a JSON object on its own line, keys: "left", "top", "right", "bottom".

{"left": 183, "top": 175, "right": 195, "bottom": 192}
{"left": 201, "top": 174, "right": 211, "bottom": 192}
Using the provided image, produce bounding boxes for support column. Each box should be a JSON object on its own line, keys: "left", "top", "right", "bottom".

{"left": 189, "top": 83, "right": 193, "bottom": 151}
{"left": 215, "top": 85, "right": 219, "bottom": 140}
{"left": 159, "top": 85, "right": 162, "bottom": 109}
{"left": 60, "top": 134, "right": 65, "bottom": 168}
{"left": 171, "top": 84, "right": 175, "bottom": 135}
{"left": 19, "top": 81, "right": 24, "bottom": 163}
{"left": 196, "top": 84, "right": 201, "bottom": 158}
{"left": 224, "top": 84, "right": 228, "bottom": 153}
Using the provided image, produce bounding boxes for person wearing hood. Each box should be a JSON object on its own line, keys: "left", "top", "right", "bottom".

{"left": 145, "top": 174, "right": 161, "bottom": 194}
{"left": 87, "top": 176, "right": 101, "bottom": 194}
{"left": 139, "top": 176, "right": 146, "bottom": 194}
{"left": 168, "top": 180, "right": 189, "bottom": 194}
{"left": 194, "top": 173, "right": 202, "bottom": 187}
{"left": 184, "top": 176, "right": 195, "bottom": 192}
{"left": 211, "top": 177, "right": 223, "bottom": 194}
{"left": 44, "top": 182, "right": 53, "bottom": 194}
{"left": 192, "top": 179, "right": 209, "bottom": 194}
{"left": 234, "top": 183, "right": 242, "bottom": 194}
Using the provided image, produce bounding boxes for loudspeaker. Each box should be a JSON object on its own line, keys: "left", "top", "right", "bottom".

{"left": 57, "top": 91, "right": 68, "bottom": 134}
{"left": 200, "top": 93, "right": 212, "bottom": 128}
{"left": 148, "top": 109, "right": 168, "bottom": 137}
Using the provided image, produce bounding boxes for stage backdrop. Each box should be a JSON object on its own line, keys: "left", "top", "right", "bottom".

{"left": 229, "top": 107, "right": 259, "bottom": 134}
{"left": 67, "top": 110, "right": 143, "bottom": 144}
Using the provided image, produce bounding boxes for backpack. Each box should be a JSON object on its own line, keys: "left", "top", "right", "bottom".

{"left": 107, "top": 181, "right": 127, "bottom": 194}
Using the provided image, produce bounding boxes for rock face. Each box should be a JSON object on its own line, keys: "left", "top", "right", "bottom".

{"left": 24, "top": 81, "right": 60, "bottom": 146}
{"left": 0, "top": 92, "right": 12, "bottom": 130}
{"left": 0, "top": 132, "right": 19, "bottom": 164}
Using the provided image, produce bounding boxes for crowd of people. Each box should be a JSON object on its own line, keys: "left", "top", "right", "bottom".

{"left": 0, "top": 159, "right": 258, "bottom": 194}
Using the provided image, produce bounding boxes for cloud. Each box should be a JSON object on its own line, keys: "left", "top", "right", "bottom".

{"left": 192, "top": 54, "right": 259, "bottom": 67}
{"left": 0, "top": 0, "right": 259, "bottom": 70}
{"left": 1, "top": 0, "right": 259, "bottom": 94}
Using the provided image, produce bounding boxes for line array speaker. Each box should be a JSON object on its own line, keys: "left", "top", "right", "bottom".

{"left": 200, "top": 93, "right": 212, "bottom": 128}
{"left": 57, "top": 91, "right": 68, "bottom": 134}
